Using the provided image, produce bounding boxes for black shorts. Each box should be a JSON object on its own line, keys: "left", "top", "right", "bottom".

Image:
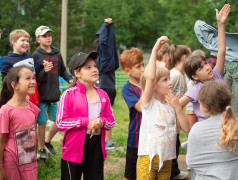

{"left": 61, "top": 134, "right": 104, "bottom": 180}
{"left": 124, "top": 146, "right": 138, "bottom": 180}
{"left": 101, "top": 88, "right": 116, "bottom": 106}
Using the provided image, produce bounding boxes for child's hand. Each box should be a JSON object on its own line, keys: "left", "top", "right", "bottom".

{"left": 104, "top": 18, "right": 113, "bottom": 24}
{"left": 87, "top": 119, "right": 94, "bottom": 133}
{"left": 165, "top": 92, "right": 181, "bottom": 111}
{"left": 216, "top": 3, "right": 230, "bottom": 24}
{"left": 43, "top": 60, "right": 53, "bottom": 72}
{"left": 153, "top": 36, "right": 169, "bottom": 52}
{"left": 93, "top": 118, "right": 103, "bottom": 129}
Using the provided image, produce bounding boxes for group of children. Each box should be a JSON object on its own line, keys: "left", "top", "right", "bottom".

{"left": 0, "top": 24, "right": 74, "bottom": 179}
{"left": 0, "top": 3, "right": 238, "bottom": 180}
{"left": 121, "top": 3, "right": 238, "bottom": 180}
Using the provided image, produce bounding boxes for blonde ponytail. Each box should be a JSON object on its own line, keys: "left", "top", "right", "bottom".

{"left": 219, "top": 107, "right": 238, "bottom": 154}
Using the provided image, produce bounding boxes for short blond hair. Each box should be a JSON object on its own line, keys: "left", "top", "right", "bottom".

{"left": 141, "top": 66, "right": 170, "bottom": 91}
{"left": 9, "top": 29, "right": 30, "bottom": 46}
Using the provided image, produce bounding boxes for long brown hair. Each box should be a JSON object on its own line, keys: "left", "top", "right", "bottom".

{"left": 166, "top": 44, "right": 191, "bottom": 70}
{"left": 198, "top": 80, "right": 238, "bottom": 154}
{"left": 0, "top": 65, "right": 33, "bottom": 107}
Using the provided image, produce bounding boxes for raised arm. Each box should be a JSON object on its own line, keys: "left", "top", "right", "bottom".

{"left": 215, "top": 3, "right": 231, "bottom": 75}
{"left": 142, "top": 36, "right": 169, "bottom": 106}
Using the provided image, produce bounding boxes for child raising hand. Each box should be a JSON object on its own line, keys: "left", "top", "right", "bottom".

{"left": 137, "top": 36, "right": 189, "bottom": 180}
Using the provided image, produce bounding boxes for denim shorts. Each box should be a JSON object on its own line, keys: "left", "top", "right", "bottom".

{"left": 37, "top": 102, "right": 58, "bottom": 124}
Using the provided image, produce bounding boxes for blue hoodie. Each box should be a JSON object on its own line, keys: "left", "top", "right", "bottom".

{"left": 1, "top": 51, "right": 43, "bottom": 80}
{"left": 96, "top": 22, "right": 119, "bottom": 89}
{"left": 0, "top": 51, "right": 43, "bottom": 105}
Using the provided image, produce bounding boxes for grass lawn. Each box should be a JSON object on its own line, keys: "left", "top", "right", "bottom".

{"left": 37, "top": 88, "right": 188, "bottom": 179}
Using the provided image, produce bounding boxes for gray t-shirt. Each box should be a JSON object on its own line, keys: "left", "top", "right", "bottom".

{"left": 186, "top": 114, "right": 238, "bottom": 180}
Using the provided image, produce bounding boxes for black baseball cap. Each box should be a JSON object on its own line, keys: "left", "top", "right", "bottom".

{"left": 69, "top": 52, "right": 98, "bottom": 76}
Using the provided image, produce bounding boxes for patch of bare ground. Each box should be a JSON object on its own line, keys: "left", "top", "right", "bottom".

{"left": 104, "top": 157, "right": 126, "bottom": 174}
{"left": 178, "top": 154, "right": 191, "bottom": 180}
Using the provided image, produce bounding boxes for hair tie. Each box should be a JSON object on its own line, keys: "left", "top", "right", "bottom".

{"left": 226, "top": 105, "right": 231, "bottom": 111}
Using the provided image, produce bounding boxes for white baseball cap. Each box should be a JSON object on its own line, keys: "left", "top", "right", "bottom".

{"left": 35, "top": 25, "right": 54, "bottom": 38}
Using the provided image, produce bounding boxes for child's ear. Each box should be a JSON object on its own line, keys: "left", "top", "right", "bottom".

{"left": 36, "top": 37, "right": 40, "bottom": 43}
{"left": 74, "top": 70, "right": 80, "bottom": 79}
{"left": 203, "top": 104, "right": 211, "bottom": 114}
{"left": 124, "top": 68, "right": 130, "bottom": 76}
{"left": 182, "top": 55, "right": 187, "bottom": 62}
{"left": 11, "top": 82, "right": 18, "bottom": 90}
{"left": 11, "top": 40, "right": 16, "bottom": 47}
{"left": 192, "top": 74, "right": 199, "bottom": 81}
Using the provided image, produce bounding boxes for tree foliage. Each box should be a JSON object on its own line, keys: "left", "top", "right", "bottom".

{"left": 0, "top": 0, "right": 237, "bottom": 62}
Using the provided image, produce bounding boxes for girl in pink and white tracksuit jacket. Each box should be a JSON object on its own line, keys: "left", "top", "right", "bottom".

{"left": 56, "top": 51, "right": 115, "bottom": 180}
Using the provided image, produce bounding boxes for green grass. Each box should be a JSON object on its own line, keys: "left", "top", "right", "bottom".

{"left": 37, "top": 141, "right": 62, "bottom": 179}
{"left": 37, "top": 88, "right": 188, "bottom": 179}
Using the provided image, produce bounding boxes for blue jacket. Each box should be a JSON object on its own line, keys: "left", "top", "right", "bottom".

{"left": 194, "top": 20, "right": 238, "bottom": 62}
{"left": 96, "top": 22, "right": 119, "bottom": 74}
{"left": 1, "top": 51, "right": 43, "bottom": 80}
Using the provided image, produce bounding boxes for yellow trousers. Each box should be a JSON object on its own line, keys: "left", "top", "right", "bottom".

{"left": 137, "top": 154, "right": 172, "bottom": 180}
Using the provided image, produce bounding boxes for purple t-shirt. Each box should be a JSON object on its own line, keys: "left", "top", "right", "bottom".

{"left": 185, "top": 67, "right": 223, "bottom": 121}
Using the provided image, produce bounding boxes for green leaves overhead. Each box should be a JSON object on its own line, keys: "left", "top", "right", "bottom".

{"left": 0, "top": 0, "right": 237, "bottom": 61}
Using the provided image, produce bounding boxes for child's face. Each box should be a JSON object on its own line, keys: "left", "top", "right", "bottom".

{"left": 14, "top": 68, "right": 36, "bottom": 95}
{"left": 126, "top": 62, "right": 145, "bottom": 82}
{"left": 192, "top": 61, "right": 213, "bottom": 83}
{"left": 155, "top": 75, "right": 172, "bottom": 96}
{"left": 74, "top": 58, "right": 98, "bottom": 84}
{"left": 12, "top": 36, "right": 29, "bottom": 55}
{"left": 36, "top": 31, "right": 52, "bottom": 47}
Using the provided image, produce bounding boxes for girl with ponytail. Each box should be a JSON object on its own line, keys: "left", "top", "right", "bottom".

{"left": 166, "top": 44, "right": 191, "bottom": 71}
{"left": 166, "top": 44, "right": 191, "bottom": 179}
{"left": 187, "top": 80, "right": 238, "bottom": 180}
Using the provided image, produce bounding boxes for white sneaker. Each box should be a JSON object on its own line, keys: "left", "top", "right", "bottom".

{"left": 173, "top": 171, "right": 189, "bottom": 179}
{"left": 181, "top": 141, "right": 188, "bottom": 149}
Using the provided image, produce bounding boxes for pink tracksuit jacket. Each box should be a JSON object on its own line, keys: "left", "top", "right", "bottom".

{"left": 56, "top": 80, "right": 115, "bottom": 163}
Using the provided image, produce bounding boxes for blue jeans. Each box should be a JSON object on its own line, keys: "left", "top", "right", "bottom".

{"left": 37, "top": 102, "right": 57, "bottom": 124}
